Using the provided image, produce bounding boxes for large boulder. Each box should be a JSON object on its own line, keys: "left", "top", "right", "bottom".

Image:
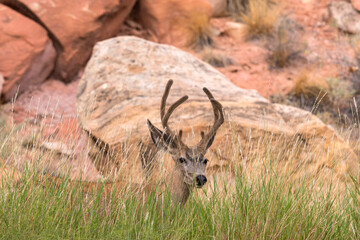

{"left": 0, "top": 4, "right": 56, "bottom": 102}
{"left": 207, "top": 0, "right": 227, "bottom": 17}
{"left": 137, "top": 0, "right": 213, "bottom": 47}
{"left": 328, "top": 1, "right": 360, "bottom": 34}
{"left": 77, "top": 36, "right": 358, "bottom": 193}
{"left": 0, "top": 73, "right": 3, "bottom": 98}
{"left": 352, "top": 0, "right": 360, "bottom": 12}
{"left": 22, "top": 0, "right": 136, "bottom": 81}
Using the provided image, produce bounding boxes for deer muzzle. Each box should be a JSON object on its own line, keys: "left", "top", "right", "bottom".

{"left": 196, "top": 175, "right": 207, "bottom": 188}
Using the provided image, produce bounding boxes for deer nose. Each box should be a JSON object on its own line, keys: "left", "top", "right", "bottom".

{"left": 196, "top": 175, "right": 207, "bottom": 187}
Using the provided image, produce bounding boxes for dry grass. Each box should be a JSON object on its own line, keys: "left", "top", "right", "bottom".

{"left": 200, "top": 47, "right": 234, "bottom": 67}
{"left": 239, "top": 0, "right": 281, "bottom": 39}
{"left": 185, "top": 12, "right": 214, "bottom": 50}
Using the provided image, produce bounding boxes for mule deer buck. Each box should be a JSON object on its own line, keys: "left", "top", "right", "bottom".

{"left": 142, "top": 79, "right": 224, "bottom": 204}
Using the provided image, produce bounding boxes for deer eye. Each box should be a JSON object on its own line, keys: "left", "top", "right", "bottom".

{"left": 178, "top": 157, "right": 187, "bottom": 164}
{"left": 203, "top": 159, "right": 209, "bottom": 164}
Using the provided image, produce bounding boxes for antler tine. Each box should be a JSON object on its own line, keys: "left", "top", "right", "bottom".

{"left": 160, "top": 79, "right": 173, "bottom": 120}
{"left": 197, "top": 88, "right": 224, "bottom": 150}
{"left": 160, "top": 80, "right": 189, "bottom": 139}
{"left": 203, "top": 88, "right": 223, "bottom": 123}
{"left": 178, "top": 130, "right": 183, "bottom": 140}
{"left": 162, "top": 95, "right": 188, "bottom": 131}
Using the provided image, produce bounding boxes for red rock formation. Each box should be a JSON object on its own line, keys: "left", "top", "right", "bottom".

{"left": 137, "top": 0, "right": 213, "bottom": 47}
{"left": 0, "top": 0, "right": 136, "bottom": 101}
{"left": 22, "top": 0, "right": 136, "bottom": 81}
{"left": 0, "top": 4, "right": 56, "bottom": 102}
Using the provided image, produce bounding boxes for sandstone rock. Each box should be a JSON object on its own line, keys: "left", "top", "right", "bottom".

{"left": 223, "top": 21, "right": 248, "bottom": 42}
{"left": 328, "top": 1, "right": 360, "bottom": 34}
{"left": 77, "top": 36, "right": 358, "bottom": 193}
{"left": 0, "top": 5, "right": 56, "bottom": 102}
{"left": 0, "top": 0, "right": 63, "bottom": 54}
{"left": 22, "top": 0, "right": 136, "bottom": 81}
{"left": 207, "top": 0, "right": 227, "bottom": 17}
{"left": 352, "top": 0, "right": 360, "bottom": 11}
{"left": 0, "top": 73, "right": 3, "bottom": 97}
{"left": 137, "top": 0, "right": 213, "bottom": 47}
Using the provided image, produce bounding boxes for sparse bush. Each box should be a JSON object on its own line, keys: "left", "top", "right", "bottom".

{"left": 201, "top": 47, "right": 234, "bottom": 67}
{"left": 293, "top": 70, "right": 329, "bottom": 102}
{"left": 228, "top": 0, "right": 249, "bottom": 17}
{"left": 267, "top": 17, "right": 304, "bottom": 68}
{"left": 185, "top": 12, "right": 214, "bottom": 50}
{"left": 349, "top": 35, "right": 360, "bottom": 95}
{"left": 328, "top": 77, "right": 355, "bottom": 100}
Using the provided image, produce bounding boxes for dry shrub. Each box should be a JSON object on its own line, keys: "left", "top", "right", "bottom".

{"left": 239, "top": 0, "right": 280, "bottom": 39}
{"left": 267, "top": 17, "right": 304, "bottom": 68}
{"left": 272, "top": 71, "right": 358, "bottom": 127}
{"left": 292, "top": 70, "right": 330, "bottom": 103}
{"left": 200, "top": 47, "right": 234, "bottom": 67}
{"left": 185, "top": 12, "right": 214, "bottom": 50}
{"left": 227, "top": 0, "right": 249, "bottom": 17}
{"left": 271, "top": 70, "right": 332, "bottom": 120}
{"left": 349, "top": 35, "right": 360, "bottom": 94}
{"left": 328, "top": 77, "right": 355, "bottom": 100}
{"left": 350, "top": 34, "right": 360, "bottom": 57}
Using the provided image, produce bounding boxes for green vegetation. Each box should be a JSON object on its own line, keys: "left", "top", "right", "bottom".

{"left": 0, "top": 166, "right": 360, "bottom": 239}
{"left": 0, "top": 120, "right": 360, "bottom": 240}
{"left": 0, "top": 165, "right": 360, "bottom": 239}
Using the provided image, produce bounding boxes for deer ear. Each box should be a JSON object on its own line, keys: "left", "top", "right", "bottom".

{"left": 147, "top": 120, "right": 177, "bottom": 150}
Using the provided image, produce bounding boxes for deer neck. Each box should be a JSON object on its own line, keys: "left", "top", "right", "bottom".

{"left": 166, "top": 164, "right": 191, "bottom": 204}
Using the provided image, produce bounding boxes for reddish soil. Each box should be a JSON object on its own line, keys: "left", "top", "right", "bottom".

{"left": 208, "top": 0, "right": 355, "bottom": 97}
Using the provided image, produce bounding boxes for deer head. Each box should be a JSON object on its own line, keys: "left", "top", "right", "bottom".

{"left": 147, "top": 80, "right": 224, "bottom": 189}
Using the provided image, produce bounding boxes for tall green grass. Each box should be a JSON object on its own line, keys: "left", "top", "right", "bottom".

{"left": 0, "top": 114, "right": 360, "bottom": 239}
{"left": 0, "top": 164, "right": 359, "bottom": 239}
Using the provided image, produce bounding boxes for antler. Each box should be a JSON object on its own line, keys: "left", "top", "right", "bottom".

{"left": 197, "top": 88, "right": 224, "bottom": 151}
{"left": 161, "top": 80, "right": 188, "bottom": 145}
